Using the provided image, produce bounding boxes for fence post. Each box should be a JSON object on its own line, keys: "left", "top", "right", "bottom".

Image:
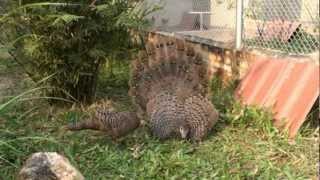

{"left": 235, "top": 0, "right": 243, "bottom": 49}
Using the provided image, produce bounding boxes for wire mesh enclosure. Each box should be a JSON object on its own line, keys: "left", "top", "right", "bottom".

{"left": 148, "top": 0, "right": 319, "bottom": 54}
{"left": 243, "top": 0, "right": 320, "bottom": 54}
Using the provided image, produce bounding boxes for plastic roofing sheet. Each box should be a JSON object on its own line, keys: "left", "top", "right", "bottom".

{"left": 236, "top": 57, "right": 319, "bottom": 138}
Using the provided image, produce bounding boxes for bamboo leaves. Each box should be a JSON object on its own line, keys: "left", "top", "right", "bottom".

{"left": 0, "top": 0, "right": 155, "bottom": 104}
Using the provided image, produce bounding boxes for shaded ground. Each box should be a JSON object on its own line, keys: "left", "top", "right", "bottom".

{"left": 0, "top": 52, "right": 14, "bottom": 100}
{"left": 0, "top": 76, "right": 14, "bottom": 100}
{"left": 0, "top": 55, "right": 319, "bottom": 179}
{"left": 0, "top": 52, "right": 30, "bottom": 102}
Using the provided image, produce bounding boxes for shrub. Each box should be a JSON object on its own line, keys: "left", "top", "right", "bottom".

{"left": 0, "top": 0, "right": 157, "bottom": 104}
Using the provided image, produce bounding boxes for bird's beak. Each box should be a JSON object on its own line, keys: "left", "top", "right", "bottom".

{"left": 179, "top": 127, "right": 188, "bottom": 139}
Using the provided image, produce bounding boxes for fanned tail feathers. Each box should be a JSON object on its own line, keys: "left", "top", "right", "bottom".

{"left": 130, "top": 34, "right": 210, "bottom": 112}
{"left": 129, "top": 33, "right": 218, "bottom": 141}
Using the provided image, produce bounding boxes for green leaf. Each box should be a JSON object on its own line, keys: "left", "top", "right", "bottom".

{"left": 51, "top": 14, "right": 85, "bottom": 26}
{"left": 0, "top": 46, "right": 8, "bottom": 54}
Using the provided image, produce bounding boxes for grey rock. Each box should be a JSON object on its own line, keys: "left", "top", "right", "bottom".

{"left": 18, "top": 152, "right": 84, "bottom": 180}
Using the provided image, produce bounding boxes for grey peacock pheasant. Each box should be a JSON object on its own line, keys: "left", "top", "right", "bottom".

{"left": 67, "top": 34, "right": 219, "bottom": 141}
{"left": 129, "top": 34, "right": 219, "bottom": 141}
{"left": 67, "top": 110, "right": 140, "bottom": 139}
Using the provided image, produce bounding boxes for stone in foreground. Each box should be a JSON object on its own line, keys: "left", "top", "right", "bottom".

{"left": 18, "top": 152, "right": 84, "bottom": 180}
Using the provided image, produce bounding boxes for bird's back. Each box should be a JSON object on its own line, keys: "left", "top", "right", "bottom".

{"left": 67, "top": 110, "right": 140, "bottom": 139}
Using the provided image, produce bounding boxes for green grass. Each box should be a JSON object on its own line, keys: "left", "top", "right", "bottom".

{"left": 0, "top": 57, "right": 319, "bottom": 179}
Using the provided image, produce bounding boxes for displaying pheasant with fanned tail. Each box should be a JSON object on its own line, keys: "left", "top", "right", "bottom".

{"left": 129, "top": 34, "right": 219, "bottom": 141}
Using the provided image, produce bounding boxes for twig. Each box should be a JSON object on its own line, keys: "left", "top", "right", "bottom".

{"left": 90, "top": 0, "right": 97, "bottom": 7}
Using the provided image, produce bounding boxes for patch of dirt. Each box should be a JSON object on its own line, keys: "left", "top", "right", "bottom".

{"left": 0, "top": 52, "right": 29, "bottom": 102}
{"left": 0, "top": 76, "right": 15, "bottom": 101}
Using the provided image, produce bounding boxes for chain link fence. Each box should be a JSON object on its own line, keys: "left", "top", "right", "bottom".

{"left": 243, "top": 0, "right": 320, "bottom": 54}
{"left": 148, "top": 0, "right": 319, "bottom": 55}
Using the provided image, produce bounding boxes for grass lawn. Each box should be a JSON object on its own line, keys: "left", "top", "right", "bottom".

{"left": 0, "top": 55, "right": 319, "bottom": 179}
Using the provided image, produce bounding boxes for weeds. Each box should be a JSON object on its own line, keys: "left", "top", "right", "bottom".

{"left": 0, "top": 59, "right": 319, "bottom": 179}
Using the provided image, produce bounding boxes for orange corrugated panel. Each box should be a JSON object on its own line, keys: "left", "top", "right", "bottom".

{"left": 236, "top": 57, "right": 319, "bottom": 138}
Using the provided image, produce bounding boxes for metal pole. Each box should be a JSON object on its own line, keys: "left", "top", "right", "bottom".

{"left": 235, "top": 0, "right": 243, "bottom": 49}
{"left": 200, "top": 13, "right": 203, "bottom": 31}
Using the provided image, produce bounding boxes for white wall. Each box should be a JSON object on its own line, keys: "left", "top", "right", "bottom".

{"left": 147, "top": 0, "right": 193, "bottom": 28}
{"left": 210, "top": 1, "right": 236, "bottom": 28}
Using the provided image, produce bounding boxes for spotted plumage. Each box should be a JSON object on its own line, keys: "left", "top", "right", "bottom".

{"left": 129, "top": 34, "right": 219, "bottom": 141}
{"left": 67, "top": 110, "right": 140, "bottom": 139}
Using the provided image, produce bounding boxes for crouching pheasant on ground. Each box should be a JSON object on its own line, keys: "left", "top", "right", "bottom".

{"left": 129, "top": 34, "right": 219, "bottom": 141}
{"left": 67, "top": 34, "right": 219, "bottom": 142}
{"left": 67, "top": 110, "right": 140, "bottom": 139}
